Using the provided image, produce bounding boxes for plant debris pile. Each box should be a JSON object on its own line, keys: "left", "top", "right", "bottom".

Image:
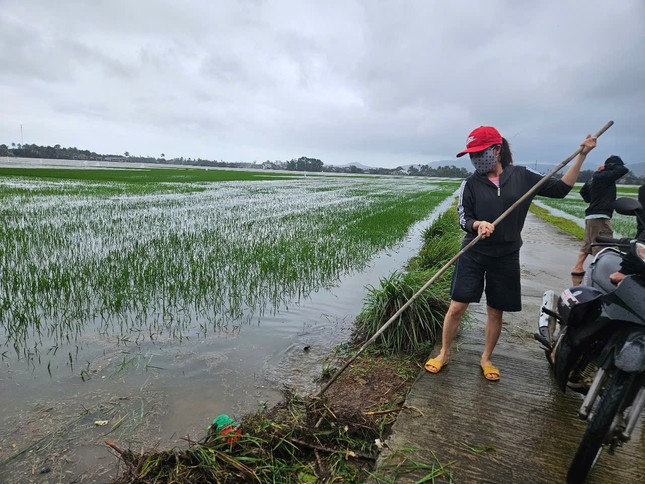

{"left": 110, "top": 392, "right": 382, "bottom": 483}
{"left": 108, "top": 348, "right": 420, "bottom": 483}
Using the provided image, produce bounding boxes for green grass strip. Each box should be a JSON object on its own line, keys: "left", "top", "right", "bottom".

{"left": 529, "top": 203, "right": 584, "bottom": 239}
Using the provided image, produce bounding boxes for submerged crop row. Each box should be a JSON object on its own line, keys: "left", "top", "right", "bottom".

{"left": 0, "top": 173, "right": 458, "bottom": 358}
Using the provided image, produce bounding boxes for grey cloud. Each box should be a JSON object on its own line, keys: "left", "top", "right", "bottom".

{"left": 0, "top": 12, "right": 133, "bottom": 84}
{"left": 1, "top": 0, "right": 644, "bottom": 167}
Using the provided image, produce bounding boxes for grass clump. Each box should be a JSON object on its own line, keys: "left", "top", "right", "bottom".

{"left": 354, "top": 204, "right": 463, "bottom": 353}
{"left": 409, "top": 208, "right": 463, "bottom": 272}
{"left": 355, "top": 270, "right": 450, "bottom": 353}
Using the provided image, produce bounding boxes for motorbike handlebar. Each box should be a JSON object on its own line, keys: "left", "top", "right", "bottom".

{"left": 592, "top": 235, "right": 632, "bottom": 248}
{"left": 595, "top": 236, "right": 621, "bottom": 244}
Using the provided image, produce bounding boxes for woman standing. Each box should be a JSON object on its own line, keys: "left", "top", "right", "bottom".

{"left": 425, "top": 126, "right": 597, "bottom": 381}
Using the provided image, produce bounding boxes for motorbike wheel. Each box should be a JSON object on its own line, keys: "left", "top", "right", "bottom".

{"left": 566, "top": 369, "right": 632, "bottom": 484}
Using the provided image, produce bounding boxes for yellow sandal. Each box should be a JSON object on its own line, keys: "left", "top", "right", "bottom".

{"left": 481, "top": 364, "right": 500, "bottom": 381}
{"left": 424, "top": 358, "right": 447, "bottom": 374}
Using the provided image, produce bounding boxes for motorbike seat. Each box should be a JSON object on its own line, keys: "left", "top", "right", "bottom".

{"left": 589, "top": 248, "right": 623, "bottom": 294}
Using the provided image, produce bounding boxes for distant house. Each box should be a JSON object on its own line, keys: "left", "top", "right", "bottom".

{"left": 104, "top": 156, "right": 128, "bottom": 162}
{"left": 262, "top": 161, "right": 283, "bottom": 170}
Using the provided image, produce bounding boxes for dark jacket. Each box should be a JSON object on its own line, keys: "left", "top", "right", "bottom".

{"left": 579, "top": 163, "right": 629, "bottom": 218}
{"left": 457, "top": 165, "right": 572, "bottom": 257}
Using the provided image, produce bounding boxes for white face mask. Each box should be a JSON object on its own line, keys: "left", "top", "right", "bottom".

{"left": 470, "top": 146, "right": 499, "bottom": 174}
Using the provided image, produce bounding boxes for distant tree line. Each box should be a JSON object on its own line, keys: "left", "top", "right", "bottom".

{"left": 0, "top": 143, "right": 104, "bottom": 161}
{"left": 0, "top": 142, "right": 262, "bottom": 170}
{"left": 405, "top": 164, "right": 471, "bottom": 178}
{"left": 264, "top": 158, "right": 471, "bottom": 178}
{"left": 2, "top": 142, "right": 644, "bottom": 183}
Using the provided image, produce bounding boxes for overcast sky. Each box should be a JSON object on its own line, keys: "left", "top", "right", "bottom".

{"left": 1, "top": 1, "right": 644, "bottom": 168}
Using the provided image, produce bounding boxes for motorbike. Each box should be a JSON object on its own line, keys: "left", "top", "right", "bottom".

{"left": 534, "top": 197, "right": 645, "bottom": 483}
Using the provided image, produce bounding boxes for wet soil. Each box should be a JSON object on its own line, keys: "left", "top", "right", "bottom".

{"left": 324, "top": 351, "right": 421, "bottom": 420}
{"left": 0, "top": 388, "right": 167, "bottom": 483}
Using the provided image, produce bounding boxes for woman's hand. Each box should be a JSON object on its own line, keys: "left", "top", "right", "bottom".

{"left": 580, "top": 135, "right": 597, "bottom": 155}
{"left": 474, "top": 221, "right": 495, "bottom": 239}
{"left": 610, "top": 271, "right": 626, "bottom": 285}
{"left": 561, "top": 134, "right": 599, "bottom": 186}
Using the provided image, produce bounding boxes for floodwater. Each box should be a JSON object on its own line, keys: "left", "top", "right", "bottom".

{"left": 0, "top": 176, "right": 456, "bottom": 482}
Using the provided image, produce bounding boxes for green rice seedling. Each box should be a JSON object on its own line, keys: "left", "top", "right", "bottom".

{"left": 373, "top": 448, "right": 454, "bottom": 482}
{"left": 355, "top": 270, "right": 451, "bottom": 353}
{"left": 0, "top": 172, "right": 458, "bottom": 369}
{"left": 463, "top": 442, "right": 496, "bottom": 454}
{"left": 409, "top": 206, "right": 462, "bottom": 272}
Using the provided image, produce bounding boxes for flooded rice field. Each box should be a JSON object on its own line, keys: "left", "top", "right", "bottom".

{"left": 0, "top": 168, "right": 457, "bottom": 482}
{"left": 536, "top": 185, "right": 639, "bottom": 238}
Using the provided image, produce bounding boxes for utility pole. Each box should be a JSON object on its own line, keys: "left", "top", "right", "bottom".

{"left": 20, "top": 124, "right": 24, "bottom": 145}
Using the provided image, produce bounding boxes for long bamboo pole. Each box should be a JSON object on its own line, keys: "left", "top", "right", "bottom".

{"left": 317, "top": 120, "right": 614, "bottom": 397}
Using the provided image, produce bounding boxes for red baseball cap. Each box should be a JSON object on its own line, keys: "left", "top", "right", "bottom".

{"left": 456, "top": 126, "right": 502, "bottom": 157}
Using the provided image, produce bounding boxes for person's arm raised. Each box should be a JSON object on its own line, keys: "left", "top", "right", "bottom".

{"left": 560, "top": 135, "right": 597, "bottom": 187}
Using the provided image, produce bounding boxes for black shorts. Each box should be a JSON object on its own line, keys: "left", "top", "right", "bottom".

{"left": 450, "top": 249, "right": 521, "bottom": 312}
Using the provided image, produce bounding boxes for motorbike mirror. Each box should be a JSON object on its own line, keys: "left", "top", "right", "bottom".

{"left": 613, "top": 197, "right": 643, "bottom": 216}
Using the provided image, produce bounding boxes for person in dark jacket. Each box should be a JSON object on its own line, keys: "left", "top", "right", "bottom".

{"left": 424, "top": 126, "right": 597, "bottom": 381}
{"left": 609, "top": 183, "right": 645, "bottom": 285}
{"left": 571, "top": 156, "right": 629, "bottom": 282}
